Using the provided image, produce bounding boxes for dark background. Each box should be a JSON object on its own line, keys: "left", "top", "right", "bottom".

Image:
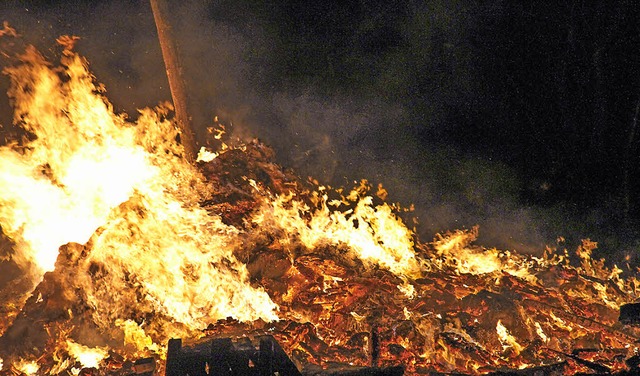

{"left": 1, "top": 0, "right": 639, "bottom": 264}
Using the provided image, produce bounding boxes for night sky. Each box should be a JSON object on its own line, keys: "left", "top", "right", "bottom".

{"left": 1, "top": 1, "right": 640, "bottom": 263}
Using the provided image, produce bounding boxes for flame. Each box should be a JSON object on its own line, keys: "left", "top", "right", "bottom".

{"left": 0, "top": 47, "right": 155, "bottom": 277}
{"left": 496, "top": 320, "right": 524, "bottom": 355}
{"left": 13, "top": 359, "right": 39, "bottom": 375}
{"left": 116, "top": 319, "right": 163, "bottom": 356}
{"left": 197, "top": 146, "right": 218, "bottom": 162}
{"left": 534, "top": 321, "right": 549, "bottom": 343}
{"left": 65, "top": 339, "right": 108, "bottom": 369}
{"left": 252, "top": 183, "right": 421, "bottom": 279}
{"left": 0, "top": 42, "right": 276, "bottom": 351}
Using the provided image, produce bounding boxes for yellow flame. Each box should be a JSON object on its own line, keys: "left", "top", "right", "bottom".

{"left": 13, "top": 359, "right": 39, "bottom": 375}
{"left": 0, "top": 47, "right": 153, "bottom": 277}
{"left": 534, "top": 322, "right": 549, "bottom": 343}
{"left": 65, "top": 339, "right": 109, "bottom": 369}
{"left": 0, "top": 45, "right": 277, "bottom": 345}
{"left": 496, "top": 320, "right": 524, "bottom": 355}
{"left": 432, "top": 227, "right": 538, "bottom": 282}
{"left": 116, "top": 319, "right": 163, "bottom": 356}
{"left": 252, "top": 190, "right": 421, "bottom": 278}
{"left": 196, "top": 146, "right": 218, "bottom": 162}
{"left": 397, "top": 282, "right": 416, "bottom": 298}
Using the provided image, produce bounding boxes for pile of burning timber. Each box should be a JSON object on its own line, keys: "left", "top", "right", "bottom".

{"left": 2, "top": 139, "right": 640, "bottom": 375}
{"left": 1, "top": 7, "right": 640, "bottom": 374}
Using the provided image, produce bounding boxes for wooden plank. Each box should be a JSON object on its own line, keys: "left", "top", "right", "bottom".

{"left": 149, "top": 0, "right": 198, "bottom": 162}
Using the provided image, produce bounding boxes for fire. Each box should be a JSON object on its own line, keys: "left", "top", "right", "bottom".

{"left": 251, "top": 181, "right": 421, "bottom": 279}
{"left": 0, "top": 42, "right": 168, "bottom": 281}
{"left": 0, "top": 38, "right": 277, "bottom": 368}
{"left": 65, "top": 339, "right": 108, "bottom": 369}
{"left": 495, "top": 320, "right": 524, "bottom": 354}
{"left": 534, "top": 321, "right": 549, "bottom": 343}
{"left": 116, "top": 319, "right": 163, "bottom": 355}
{"left": 431, "top": 227, "right": 539, "bottom": 282}
{"left": 12, "top": 359, "right": 39, "bottom": 375}
{"left": 1, "top": 31, "right": 640, "bottom": 375}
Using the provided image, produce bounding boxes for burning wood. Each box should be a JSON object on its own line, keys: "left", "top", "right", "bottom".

{"left": 1, "top": 28, "right": 640, "bottom": 376}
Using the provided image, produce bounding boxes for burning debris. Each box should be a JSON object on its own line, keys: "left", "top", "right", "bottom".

{"left": 1, "top": 27, "right": 640, "bottom": 376}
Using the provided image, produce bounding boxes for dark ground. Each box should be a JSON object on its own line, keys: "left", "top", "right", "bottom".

{"left": 1, "top": 0, "right": 640, "bottom": 265}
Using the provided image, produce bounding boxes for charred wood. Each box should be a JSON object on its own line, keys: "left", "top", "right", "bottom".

{"left": 620, "top": 303, "right": 640, "bottom": 326}
{"left": 166, "top": 336, "right": 302, "bottom": 376}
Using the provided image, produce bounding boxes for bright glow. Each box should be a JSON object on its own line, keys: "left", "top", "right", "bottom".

{"left": 14, "top": 359, "right": 39, "bottom": 375}
{"left": 252, "top": 187, "right": 421, "bottom": 279}
{"left": 197, "top": 146, "right": 218, "bottom": 162}
{"left": 534, "top": 322, "right": 548, "bottom": 343}
{"left": 0, "top": 45, "right": 277, "bottom": 353}
{"left": 496, "top": 320, "right": 524, "bottom": 354}
{"left": 0, "top": 47, "right": 153, "bottom": 275}
{"left": 66, "top": 340, "right": 109, "bottom": 369}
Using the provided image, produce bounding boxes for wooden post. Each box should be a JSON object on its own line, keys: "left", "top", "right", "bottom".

{"left": 150, "top": 0, "right": 198, "bottom": 162}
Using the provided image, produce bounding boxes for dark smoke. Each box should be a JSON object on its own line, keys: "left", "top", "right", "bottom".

{"left": 1, "top": 0, "right": 638, "bottom": 262}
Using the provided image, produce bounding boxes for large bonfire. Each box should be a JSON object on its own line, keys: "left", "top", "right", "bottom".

{"left": 1, "top": 28, "right": 640, "bottom": 375}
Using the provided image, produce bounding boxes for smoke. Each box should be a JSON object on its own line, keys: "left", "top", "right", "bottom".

{"left": 0, "top": 0, "right": 558, "bottom": 255}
